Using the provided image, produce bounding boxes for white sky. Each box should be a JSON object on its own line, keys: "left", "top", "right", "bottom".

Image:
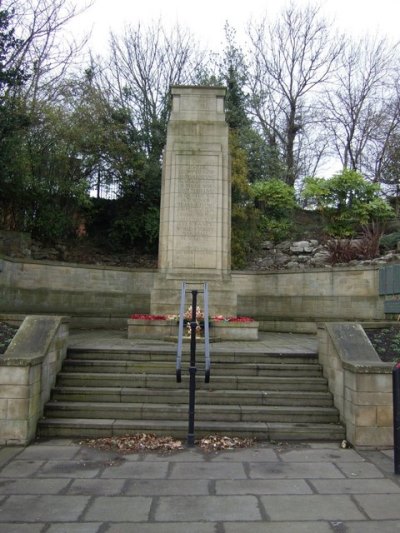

{"left": 72, "top": 0, "right": 400, "bottom": 55}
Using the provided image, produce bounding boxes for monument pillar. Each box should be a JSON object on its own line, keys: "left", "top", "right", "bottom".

{"left": 151, "top": 86, "right": 237, "bottom": 316}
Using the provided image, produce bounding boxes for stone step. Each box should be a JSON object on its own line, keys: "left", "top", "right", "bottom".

{"left": 62, "top": 360, "right": 323, "bottom": 377}
{"left": 43, "top": 401, "right": 341, "bottom": 424}
{"left": 66, "top": 349, "right": 318, "bottom": 365}
{"left": 39, "top": 339, "right": 343, "bottom": 442}
{"left": 56, "top": 372, "right": 329, "bottom": 391}
{"left": 51, "top": 386, "right": 335, "bottom": 407}
{"left": 37, "top": 417, "right": 346, "bottom": 441}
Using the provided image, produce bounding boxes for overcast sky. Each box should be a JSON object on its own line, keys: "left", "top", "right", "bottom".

{"left": 72, "top": 0, "right": 400, "bottom": 55}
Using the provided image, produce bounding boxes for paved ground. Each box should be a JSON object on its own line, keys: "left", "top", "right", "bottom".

{"left": 1, "top": 330, "right": 398, "bottom": 531}
{"left": 0, "top": 439, "right": 399, "bottom": 532}
{"left": 67, "top": 329, "right": 319, "bottom": 354}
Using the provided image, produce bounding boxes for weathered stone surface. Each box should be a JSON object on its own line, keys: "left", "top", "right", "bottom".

{"left": 318, "top": 323, "right": 394, "bottom": 448}
{"left": 158, "top": 86, "right": 230, "bottom": 278}
{"left": 151, "top": 85, "right": 237, "bottom": 316}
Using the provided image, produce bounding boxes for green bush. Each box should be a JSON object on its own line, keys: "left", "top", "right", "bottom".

{"left": 251, "top": 179, "right": 296, "bottom": 217}
{"left": 302, "top": 169, "right": 394, "bottom": 237}
{"left": 251, "top": 179, "right": 296, "bottom": 243}
{"left": 380, "top": 232, "right": 400, "bottom": 251}
{"left": 260, "top": 216, "right": 293, "bottom": 243}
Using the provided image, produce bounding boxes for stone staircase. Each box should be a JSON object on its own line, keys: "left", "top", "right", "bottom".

{"left": 37, "top": 343, "right": 345, "bottom": 441}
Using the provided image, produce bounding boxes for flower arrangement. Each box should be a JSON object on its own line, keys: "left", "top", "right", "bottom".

{"left": 129, "top": 312, "right": 254, "bottom": 323}
{"left": 128, "top": 309, "right": 258, "bottom": 340}
{"left": 212, "top": 315, "right": 254, "bottom": 323}
{"left": 129, "top": 314, "right": 167, "bottom": 320}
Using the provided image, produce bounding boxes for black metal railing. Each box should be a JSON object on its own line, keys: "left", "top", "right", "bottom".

{"left": 393, "top": 362, "right": 400, "bottom": 475}
{"left": 176, "top": 282, "right": 211, "bottom": 446}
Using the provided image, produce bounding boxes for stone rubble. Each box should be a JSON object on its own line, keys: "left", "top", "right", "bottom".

{"left": 247, "top": 239, "right": 400, "bottom": 271}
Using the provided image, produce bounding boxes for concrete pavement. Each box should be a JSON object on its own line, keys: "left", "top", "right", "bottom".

{"left": 0, "top": 438, "right": 399, "bottom": 532}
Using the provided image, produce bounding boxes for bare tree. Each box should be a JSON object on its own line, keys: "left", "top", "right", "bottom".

{"left": 247, "top": 3, "right": 343, "bottom": 186}
{"left": 101, "top": 21, "right": 207, "bottom": 158}
{"left": 322, "top": 35, "right": 399, "bottom": 179}
{"left": 3, "top": 0, "right": 92, "bottom": 106}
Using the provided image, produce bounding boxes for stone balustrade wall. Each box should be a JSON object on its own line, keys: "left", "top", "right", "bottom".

{"left": 0, "top": 316, "right": 69, "bottom": 445}
{"left": 317, "top": 322, "right": 393, "bottom": 447}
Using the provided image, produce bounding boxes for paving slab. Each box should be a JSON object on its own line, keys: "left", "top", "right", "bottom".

{"left": 84, "top": 496, "right": 151, "bottom": 522}
{"left": 248, "top": 461, "right": 344, "bottom": 479}
{"left": 224, "top": 523, "right": 333, "bottom": 533}
{"left": 0, "top": 494, "right": 90, "bottom": 522}
{"left": 170, "top": 461, "right": 247, "bottom": 479}
{"left": 259, "top": 494, "right": 367, "bottom": 521}
{"left": 208, "top": 448, "right": 279, "bottom": 462}
{"left": 342, "top": 521, "right": 400, "bottom": 532}
{"left": 16, "top": 445, "right": 80, "bottom": 461}
{"left": 37, "top": 460, "right": 102, "bottom": 478}
{"left": 335, "top": 461, "right": 385, "bottom": 478}
{"left": 124, "top": 478, "right": 210, "bottom": 495}
{"left": 0, "top": 437, "right": 399, "bottom": 530}
{"left": 0, "top": 478, "right": 70, "bottom": 494}
{"left": 106, "top": 524, "right": 217, "bottom": 533}
{"left": 155, "top": 495, "right": 261, "bottom": 521}
{"left": 0, "top": 460, "right": 44, "bottom": 477}
{"left": 46, "top": 525, "right": 102, "bottom": 533}
{"left": 66, "top": 478, "right": 125, "bottom": 495}
{"left": 216, "top": 479, "right": 313, "bottom": 495}
{"left": 278, "top": 448, "right": 365, "bottom": 462}
{"left": 310, "top": 478, "right": 400, "bottom": 494}
{"left": 354, "top": 494, "right": 400, "bottom": 520}
{"left": 100, "top": 460, "right": 169, "bottom": 478}
{"left": 0, "top": 447, "right": 23, "bottom": 467}
{"left": 0, "top": 525, "right": 44, "bottom": 533}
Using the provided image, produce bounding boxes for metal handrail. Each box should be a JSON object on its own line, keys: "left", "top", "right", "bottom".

{"left": 203, "top": 282, "right": 211, "bottom": 383}
{"left": 175, "top": 281, "right": 211, "bottom": 446}
{"left": 176, "top": 282, "right": 186, "bottom": 382}
{"left": 175, "top": 282, "right": 211, "bottom": 384}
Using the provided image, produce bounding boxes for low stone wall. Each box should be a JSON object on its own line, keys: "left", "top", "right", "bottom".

{"left": 0, "top": 256, "right": 385, "bottom": 329}
{"left": 0, "top": 256, "right": 156, "bottom": 327}
{"left": 317, "top": 322, "right": 393, "bottom": 447}
{"left": 233, "top": 267, "right": 384, "bottom": 331}
{"left": 127, "top": 318, "right": 259, "bottom": 340}
{"left": 0, "top": 315, "right": 69, "bottom": 445}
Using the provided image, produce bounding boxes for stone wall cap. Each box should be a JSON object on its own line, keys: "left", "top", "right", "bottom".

{"left": 1, "top": 315, "right": 67, "bottom": 366}
{"left": 171, "top": 85, "right": 226, "bottom": 94}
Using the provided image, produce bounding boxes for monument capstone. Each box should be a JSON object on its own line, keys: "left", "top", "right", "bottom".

{"left": 150, "top": 86, "right": 237, "bottom": 316}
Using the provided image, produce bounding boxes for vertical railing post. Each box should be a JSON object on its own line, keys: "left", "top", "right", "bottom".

{"left": 176, "top": 282, "right": 186, "bottom": 383}
{"left": 393, "top": 362, "right": 400, "bottom": 475}
{"left": 203, "top": 282, "right": 211, "bottom": 383}
{"left": 187, "top": 290, "right": 198, "bottom": 447}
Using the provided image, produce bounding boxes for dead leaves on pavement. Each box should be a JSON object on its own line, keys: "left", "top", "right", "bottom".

{"left": 80, "top": 433, "right": 254, "bottom": 454}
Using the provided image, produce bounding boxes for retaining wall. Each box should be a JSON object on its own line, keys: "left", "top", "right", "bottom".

{"left": 0, "top": 256, "right": 155, "bottom": 327}
{"left": 0, "top": 256, "right": 385, "bottom": 328}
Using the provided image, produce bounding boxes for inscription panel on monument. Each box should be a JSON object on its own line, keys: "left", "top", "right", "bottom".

{"left": 172, "top": 153, "right": 220, "bottom": 268}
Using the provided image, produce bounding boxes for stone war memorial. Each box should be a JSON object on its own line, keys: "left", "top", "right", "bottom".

{"left": 150, "top": 85, "right": 237, "bottom": 318}
{"left": 0, "top": 85, "right": 397, "bottom": 449}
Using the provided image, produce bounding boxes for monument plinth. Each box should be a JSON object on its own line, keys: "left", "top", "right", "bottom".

{"left": 151, "top": 86, "right": 237, "bottom": 316}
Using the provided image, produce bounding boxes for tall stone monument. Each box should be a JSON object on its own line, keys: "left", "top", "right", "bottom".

{"left": 151, "top": 86, "right": 237, "bottom": 316}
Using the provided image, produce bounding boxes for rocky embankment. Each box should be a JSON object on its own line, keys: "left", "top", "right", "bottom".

{"left": 246, "top": 239, "right": 400, "bottom": 271}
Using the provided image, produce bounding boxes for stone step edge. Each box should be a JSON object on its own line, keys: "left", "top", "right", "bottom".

{"left": 37, "top": 417, "right": 346, "bottom": 439}
{"left": 44, "top": 401, "right": 339, "bottom": 414}
{"left": 67, "top": 348, "right": 318, "bottom": 357}
{"left": 56, "top": 372, "right": 327, "bottom": 382}
{"left": 63, "top": 360, "right": 322, "bottom": 369}
{"left": 51, "top": 386, "right": 332, "bottom": 397}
